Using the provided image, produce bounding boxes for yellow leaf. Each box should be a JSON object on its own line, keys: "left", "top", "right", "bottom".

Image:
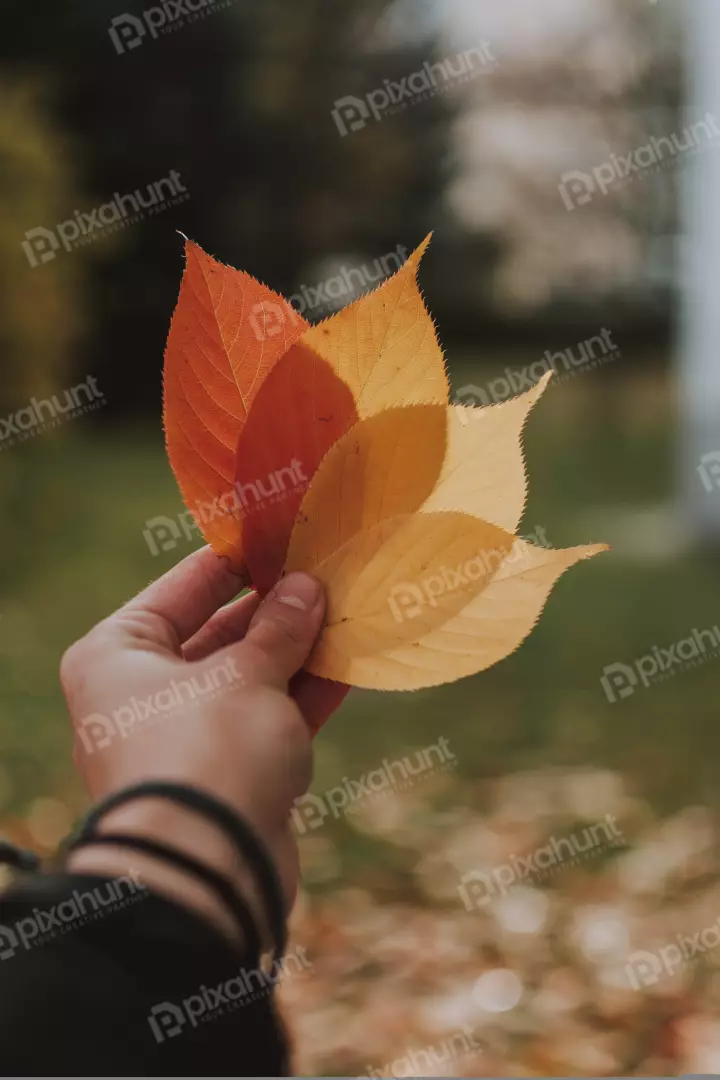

{"left": 423, "top": 372, "right": 553, "bottom": 531}
{"left": 297, "top": 234, "right": 449, "bottom": 416}
{"left": 293, "top": 529, "right": 607, "bottom": 690}
{"left": 286, "top": 512, "right": 516, "bottom": 674}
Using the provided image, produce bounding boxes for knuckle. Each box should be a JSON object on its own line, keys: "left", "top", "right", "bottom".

{"left": 114, "top": 609, "right": 178, "bottom": 652}
{"left": 59, "top": 619, "right": 116, "bottom": 691}
{"left": 261, "top": 607, "right": 308, "bottom": 652}
{"left": 59, "top": 639, "right": 86, "bottom": 691}
{"left": 271, "top": 607, "right": 308, "bottom": 646}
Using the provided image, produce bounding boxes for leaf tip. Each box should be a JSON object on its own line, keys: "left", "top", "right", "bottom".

{"left": 536, "top": 369, "right": 554, "bottom": 392}
{"left": 584, "top": 542, "right": 611, "bottom": 559}
{"left": 409, "top": 233, "right": 433, "bottom": 270}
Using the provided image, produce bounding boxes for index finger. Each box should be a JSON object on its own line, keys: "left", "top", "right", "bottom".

{"left": 122, "top": 546, "right": 245, "bottom": 647}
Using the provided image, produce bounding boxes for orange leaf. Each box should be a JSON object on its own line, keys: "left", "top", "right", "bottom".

{"left": 287, "top": 405, "right": 449, "bottom": 575}
{"left": 163, "top": 239, "right": 308, "bottom": 572}
{"left": 236, "top": 236, "right": 449, "bottom": 594}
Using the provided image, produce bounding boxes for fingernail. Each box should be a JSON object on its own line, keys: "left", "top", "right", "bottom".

{"left": 273, "top": 572, "right": 322, "bottom": 612}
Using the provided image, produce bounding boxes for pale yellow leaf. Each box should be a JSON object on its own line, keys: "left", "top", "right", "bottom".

{"left": 298, "top": 532, "right": 607, "bottom": 690}
{"left": 423, "top": 372, "right": 553, "bottom": 531}
{"left": 288, "top": 512, "right": 516, "bottom": 673}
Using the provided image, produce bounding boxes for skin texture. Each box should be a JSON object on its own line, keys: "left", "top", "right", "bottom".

{"left": 61, "top": 548, "right": 340, "bottom": 945}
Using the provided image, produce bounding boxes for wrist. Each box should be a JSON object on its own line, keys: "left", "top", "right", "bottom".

{"left": 66, "top": 800, "right": 262, "bottom": 947}
{"left": 67, "top": 844, "right": 242, "bottom": 944}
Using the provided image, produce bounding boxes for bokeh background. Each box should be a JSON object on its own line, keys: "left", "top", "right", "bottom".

{"left": 2, "top": 0, "right": 720, "bottom": 1074}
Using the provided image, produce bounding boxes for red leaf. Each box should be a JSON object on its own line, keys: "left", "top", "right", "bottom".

{"left": 235, "top": 344, "right": 359, "bottom": 596}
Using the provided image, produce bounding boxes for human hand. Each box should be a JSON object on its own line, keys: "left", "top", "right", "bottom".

{"left": 60, "top": 547, "right": 345, "bottom": 941}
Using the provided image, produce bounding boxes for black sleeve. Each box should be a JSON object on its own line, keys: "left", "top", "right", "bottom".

{"left": 0, "top": 870, "right": 289, "bottom": 1076}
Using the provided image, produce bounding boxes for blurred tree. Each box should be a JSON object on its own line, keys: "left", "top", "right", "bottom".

{"left": 0, "top": 80, "right": 85, "bottom": 411}
{"left": 0, "top": 0, "right": 452, "bottom": 417}
{"left": 439, "top": 0, "right": 683, "bottom": 335}
{"left": 0, "top": 0, "right": 684, "bottom": 408}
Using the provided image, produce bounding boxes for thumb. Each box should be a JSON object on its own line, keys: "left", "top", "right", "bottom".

{"left": 236, "top": 572, "right": 326, "bottom": 688}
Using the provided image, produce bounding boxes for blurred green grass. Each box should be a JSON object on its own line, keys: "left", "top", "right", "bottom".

{"left": 1, "top": 363, "right": 718, "bottom": 855}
